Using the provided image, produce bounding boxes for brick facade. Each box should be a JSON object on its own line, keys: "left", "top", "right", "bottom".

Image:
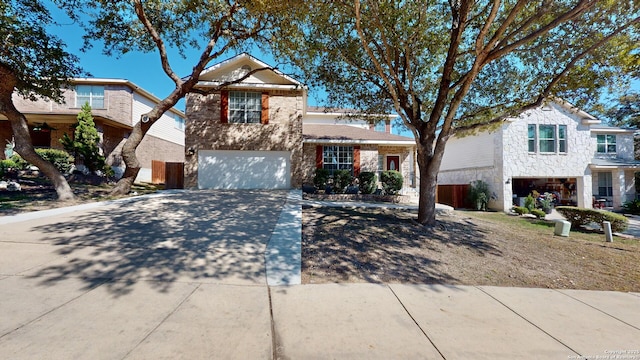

{"left": 184, "top": 90, "right": 304, "bottom": 189}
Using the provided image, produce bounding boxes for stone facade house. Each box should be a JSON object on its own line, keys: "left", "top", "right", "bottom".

{"left": 184, "top": 53, "right": 418, "bottom": 192}
{"left": 438, "top": 100, "right": 640, "bottom": 211}
{"left": 0, "top": 78, "right": 186, "bottom": 182}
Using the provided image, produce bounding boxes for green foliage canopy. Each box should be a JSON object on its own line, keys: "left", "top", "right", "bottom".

{"left": 0, "top": 0, "right": 82, "bottom": 102}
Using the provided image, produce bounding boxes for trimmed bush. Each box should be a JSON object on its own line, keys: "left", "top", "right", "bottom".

{"left": 512, "top": 206, "right": 529, "bottom": 215}
{"left": 11, "top": 149, "right": 74, "bottom": 174}
{"left": 358, "top": 171, "right": 377, "bottom": 194}
{"left": 380, "top": 170, "right": 403, "bottom": 195}
{"left": 556, "top": 206, "right": 628, "bottom": 233}
{"left": 530, "top": 209, "right": 546, "bottom": 219}
{"left": 313, "top": 168, "right": 330, "bottom": 189}
{"left": 622, "top": 199, "right": 640, "bottom": 215}
{"left": 333, "top": 169, "right": 353, "bottom": 194}
{"left": 524, "top": 194, "right": 536, "bottom": 212}
{"left": 0, "top": 159, "right": 17, "bottom": 178}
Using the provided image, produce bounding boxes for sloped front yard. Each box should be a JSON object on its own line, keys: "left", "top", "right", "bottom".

{"left": 302, "top": 207, "right": 640, "bottom": 291}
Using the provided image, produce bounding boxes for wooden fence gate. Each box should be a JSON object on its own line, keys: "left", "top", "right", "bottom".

{"left": 436, "top": 184, "right": 471, "bottom": 209}
{"left": 151, "top": 160, "right": 184, "bottom": 189}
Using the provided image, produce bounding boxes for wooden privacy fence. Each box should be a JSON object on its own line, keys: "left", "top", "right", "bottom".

{"left": 151, "top": 160, "right": 184, "bottom": 189}
{"left": 436, "top": 184, "right": 471, "bottom": 209}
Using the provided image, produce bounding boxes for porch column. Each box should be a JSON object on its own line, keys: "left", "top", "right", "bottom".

{"left": 501, "top": 177, "right": 513, "bottom": 212}
{"left": 614, "top": 169, "right": 626, "bottom": 208}
{"left": 576, "top": 172, "right": 592, "bottom": 208}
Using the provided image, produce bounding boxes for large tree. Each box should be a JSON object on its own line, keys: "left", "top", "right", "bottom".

{"left": 273, "top": 0, "right": 640, "bottom": 225}
{"left": 0, "top": 0, "right": 83, "bottom": 200}
{"left": 56, "top": 0, "right": 290, "bottom": 195}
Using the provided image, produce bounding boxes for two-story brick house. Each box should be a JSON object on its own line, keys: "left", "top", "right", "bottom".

{"left": 438, "top": 100, "right": 640, "bottom": 211}
{"left": 184, "top": 53, "right": 418, "bottom": 192}
{"left": 0, "top": 78, "right": 185, "bottom": 182}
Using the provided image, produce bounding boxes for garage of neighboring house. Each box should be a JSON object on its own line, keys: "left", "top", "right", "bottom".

{"left": 197, "top": 150, "right": 291, "bottom": 189}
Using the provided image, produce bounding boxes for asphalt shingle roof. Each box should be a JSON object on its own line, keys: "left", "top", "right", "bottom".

{"left": 302, "top": 124, "right": 414, "bottom": 143}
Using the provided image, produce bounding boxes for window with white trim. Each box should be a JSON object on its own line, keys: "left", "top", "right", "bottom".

{"left": 598, "top": 172, "right": 613, "bottom": 197}
{"left": 76, "top": 85, "right": 104, "bottom": 108}
{"left": 596, "top": 134, "right": 616, "bottom": 154}
{"left": 174, "top": 115, "right": 185, "bottom": 131}
{"left": 323, "top": 146, "right": 353, "bottom": 174}
{"left": 527, "top": 124, "right": 567, "bottom": 154}
{"left": 229, "top": 91, "right": 261, "bottom": 123}
{"left": 527, "top": 124, "right": 536, "bottom": 152}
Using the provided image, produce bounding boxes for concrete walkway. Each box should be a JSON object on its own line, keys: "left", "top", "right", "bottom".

{"left": 1, "top": 191, "right": 639, "bottom": 359}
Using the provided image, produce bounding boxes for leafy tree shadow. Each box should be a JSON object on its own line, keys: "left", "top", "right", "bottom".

{"left": 303, "top": 207, "right": 503, "bottom": 284}
{"left": 27, "top": 190, "right": 289, "bottom": 296}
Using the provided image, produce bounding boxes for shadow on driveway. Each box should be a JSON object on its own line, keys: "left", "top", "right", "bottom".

{"left": 24, "top": 190, "right": 288, "bottom": 296}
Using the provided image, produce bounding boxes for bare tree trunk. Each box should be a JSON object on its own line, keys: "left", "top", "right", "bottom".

{"left": 110, "top": 122, "right": 146, "bottom": 195}
{"left": 0, "top": 96, "right": 74, "bottom": 201}
{"left": 416, "top": 143, "right": 438, "bottom": 226}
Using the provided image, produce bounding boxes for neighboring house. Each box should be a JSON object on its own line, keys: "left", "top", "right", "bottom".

{"left": 303, "top": 107, "right": 417, "bottom": 193}
{"left": 438, "top": 99, "right": 640, "bottom": 211}
{"left": 184, "top": 53, "right": 418, "bottom": 193}
{"left": 0, "top": 78, "right": 186, "bottom": 182}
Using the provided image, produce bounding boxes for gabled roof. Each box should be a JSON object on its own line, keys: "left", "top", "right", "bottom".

{"left": 193, "top": 53, "right": 304, "bottom": 90}
{"left": 303, "top": 124, "right": 415, "bottom": 145}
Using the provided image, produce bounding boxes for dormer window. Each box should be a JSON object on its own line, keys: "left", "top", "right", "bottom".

{"left": 596, "top": 134, "right": 616, "bottom": 154}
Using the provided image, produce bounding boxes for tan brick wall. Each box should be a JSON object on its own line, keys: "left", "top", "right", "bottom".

{"left": 137, "top": 135, "right": 185, "bottom": 169}
{"left": 184, "top": 90, "right": 304, "bottom": 188}
{"left": 12, "top": 84, "right": 134, "bottom": 128}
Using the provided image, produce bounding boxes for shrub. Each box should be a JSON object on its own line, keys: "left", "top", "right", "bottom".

{"left": 0, "top": 159, "right": 17, "bottom": 178}
{"left": 512, "top": 206, "right": 529, "bottom": 215}
{"left": 333, "top": 169, "right": 353, "bottom": 194}
{"left": 622, "top": 199, "right": 640, "bottom": 215}
{"left": 358, "top": 171, "right": 377, "bottom": 194}
{"left": 556, "top": 206, "right": 628, "bottom": 233}
{"left": 61, "top": 103, "right": 108, "bottom": 174}
{"left": 468, "top": 180, "right": 491, "bottom": 211}
{"left": 11, "top": 149, "right": 74, "bottom": 174}
{"left": 313, "top": 168, "right": 330, "bottom": 189}
{"left": 524, "top": 194, "right": 536, "bottom": 212}
{"left": 380, "top": 170, "right": 403, "bottom": 195}
{"left": 530, "top": 209, "right": 546, "bottom": 219}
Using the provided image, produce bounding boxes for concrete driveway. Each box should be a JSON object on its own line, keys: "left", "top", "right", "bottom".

{"left": 0, "top": 190, "right": 297, "bottom": 359}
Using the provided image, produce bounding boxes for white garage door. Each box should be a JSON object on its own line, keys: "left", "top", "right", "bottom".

{"left": 198, "top": 150, "right": 291, "bottom": 189}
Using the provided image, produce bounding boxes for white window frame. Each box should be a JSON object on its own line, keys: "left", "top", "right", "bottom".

{"left": 323, "top": 145, "right": 353, "bottom": 175}
{"left": 527, "top": 124, "right": 567, "bottom": 154}
{"left": 596, "top": 134, "right": 616, "bottom": 154}
{"left": 174, "top": 115, "right": 185, "bottom": 131}
{"left": 598, "top": 172, "right": 613, "bottom": 197}
{"left": 229, "top": 91, "right": 261, "bottom": 124}
{"left": 75, "top": 85, "right": 105, "bottom": 109}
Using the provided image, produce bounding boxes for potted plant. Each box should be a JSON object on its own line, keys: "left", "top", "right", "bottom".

{"left": 539, "top": 193, "right": 554, "bottom": 214}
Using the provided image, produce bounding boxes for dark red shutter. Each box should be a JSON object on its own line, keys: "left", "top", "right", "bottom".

{"left": 316, "top": 145, "right": 323, "bottom": 169}
{"left": 353, "top": 146, "right": 361, "bottom": 176}
{"left": 220, "top": 90, "right": 229, "bottom": 124}
{"left": 261, "top": 92, "right": 269, "bottom": 124}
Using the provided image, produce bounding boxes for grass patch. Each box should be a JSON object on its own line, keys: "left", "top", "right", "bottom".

{"left": 465, "top": 211, "right": 638, "bottom": 246}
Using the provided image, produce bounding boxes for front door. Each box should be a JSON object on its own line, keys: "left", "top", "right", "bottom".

{"left": 386, "top": 156, "right": 400, "bottom": 171}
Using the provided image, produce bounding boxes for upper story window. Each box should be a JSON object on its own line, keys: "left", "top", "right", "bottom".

{"left": 527, "top": 124, "right": 567, "bottom": 154}
{"left": 174, "top": 116, "right": 185, "bottom": 131}
{"left": 596, "top": 134, "right": 616, "bottom": 154}
{"left": 323, "top": 145, "right": 353, "bottom": 174}
{"left": 229, "top": 91, "right": 261, "bottom": 123}
{"left": 76, "top": 85, "right": 104, "bottom": 109}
